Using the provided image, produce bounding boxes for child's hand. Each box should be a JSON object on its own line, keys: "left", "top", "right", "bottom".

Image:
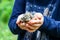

{"left": 16, "top": 14, "right": 27, "bottom": 30}
{"left": 26, "top": 13, "right": 44, "bottom": 32}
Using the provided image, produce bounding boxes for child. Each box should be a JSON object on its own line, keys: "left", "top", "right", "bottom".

{"left": 8, "top": 0, "right": 60, "bottom": 40}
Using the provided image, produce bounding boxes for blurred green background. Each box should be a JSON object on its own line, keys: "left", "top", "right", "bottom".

{"left": 0, "top": 0, "right": 17, "bottom": 40}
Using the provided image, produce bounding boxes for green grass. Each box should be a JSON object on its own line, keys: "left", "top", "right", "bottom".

{"left": 0, "top": 22, "right": 17, "bottom": 40}
{"left": 0, "top": 0, "right": 18, "bottom": 40}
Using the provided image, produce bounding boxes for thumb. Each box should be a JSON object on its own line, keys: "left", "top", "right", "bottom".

{"left": 16, "top": 14, "right": 24, "bottom": 24}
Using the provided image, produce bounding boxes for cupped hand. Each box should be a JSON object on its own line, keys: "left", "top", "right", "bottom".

{"left": 25, "top": 13, "right": 44, "bottom": 32}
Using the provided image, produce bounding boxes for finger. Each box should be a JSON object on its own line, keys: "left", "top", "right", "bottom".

{"left": 16, "top": 16, "right": 21, "bottom": 24}
{"left": 28, "top": 24, "right": 41, "bottom": 30}
{"left": 28, "top": 20, "right": 41, "bottom": 25}
{"left": 34, "top": 13, "right": 43, "bottom": 20}
{"left": 25, "top": 24, "right": 39, "bottom": 32}
{"left": 30, "top": 16, "right": 44, "bottom": 24}
{"left": 26, "top": 23, "right": 41, "bottom": 30}
{"left": 34, "top": 13, "right": 42, "bottom": 18}
{"left": 18, "top": 22, "right": 26, "bottom": 29}
{"left": 32, "top": 16, "right": 38, "bottom": 20}
{"left": 26, "top": 24, "right": 35, "bottom": 30}
{"left": 16, "top": 19, "right": 21, "bottom": 24}
{"left": 30, "top": 24, "right": 41, "bottom": 31}
{"left": 20, "top": 23, "right": 25, "bottom": 26}
{"left": 26, "top": 28, "right": 36, "bottom": 32}
{"left": 16, "top": 14, "right": 24, "bottom": 24}
{"left": 32, "top": 24, "right": 41, "bottom": 27}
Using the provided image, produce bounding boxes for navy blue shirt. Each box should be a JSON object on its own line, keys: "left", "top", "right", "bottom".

{"left": 8, "top": 0, "right": 60, "bottom": 40}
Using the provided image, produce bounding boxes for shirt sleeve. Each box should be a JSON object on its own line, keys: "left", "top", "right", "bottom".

{"left": 39, "top": 16, "right": 60, "bottom": 38}
{"left": 8, "top": 0, "right": 26, "bottom": 34}
{"left": 38, "top": 1, "right": 60, "bottom": 38}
